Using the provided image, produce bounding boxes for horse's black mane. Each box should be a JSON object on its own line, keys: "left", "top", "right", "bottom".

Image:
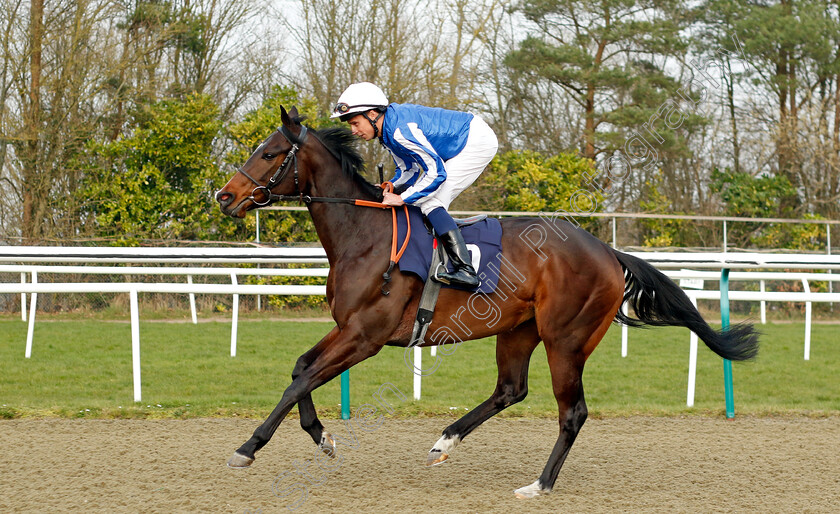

{"left": 304, "top": 121, "right": 383, "bottom": 200}
{"left": 312, "top": 126, "right": 364, "bottom": 176}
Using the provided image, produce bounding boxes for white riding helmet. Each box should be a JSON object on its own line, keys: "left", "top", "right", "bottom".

{"left": 330, "top": 82, "right": 389, "bottom": 120}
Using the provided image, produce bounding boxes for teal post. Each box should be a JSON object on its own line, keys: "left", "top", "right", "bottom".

{"left": 720, "top": 268, "right": 735, "bottom": 418}
{"left": 340, "top": 370, "right": 350, "bottom": 419}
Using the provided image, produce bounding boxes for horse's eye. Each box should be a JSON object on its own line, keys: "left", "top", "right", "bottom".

{"left": 262, "top": 153, "right": 277, "bottom": 161}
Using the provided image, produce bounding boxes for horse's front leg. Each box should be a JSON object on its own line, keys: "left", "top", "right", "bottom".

{"left": 227, "top": 322, "right": 383, "bottom": 467}
{"left": 296, "top": 391, "right": 337, "bottom": 458}
{"left": 292, "top": 329, "right": 337, "bottom": 455}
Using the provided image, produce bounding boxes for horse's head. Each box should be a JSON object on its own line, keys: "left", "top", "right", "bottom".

{"left": 216, "top": 106, "right": 309, "bottom": 218}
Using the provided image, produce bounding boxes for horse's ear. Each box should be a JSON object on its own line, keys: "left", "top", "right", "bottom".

{"left": 280, "top": 105, "right": 290, "bottom": 128}
{"left": 280, "top": 106, "right": 301, "bottom": 132}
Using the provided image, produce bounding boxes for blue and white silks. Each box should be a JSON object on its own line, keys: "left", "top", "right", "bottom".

{"left": 380, "top": 103, "right": 474, "bottom": 204}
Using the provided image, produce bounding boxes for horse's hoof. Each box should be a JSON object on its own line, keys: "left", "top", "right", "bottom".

{"left": 227, "top": 451, "right": 255, "bottom": 468}
{"left": 513, "top": 480, "right": 550, "bottom": 499}
{"left": 426, "top": 434, "right": 459, "bottom": 466}
{"left": 426, "top": 449, "right": 449, "bottom": 466}
{"left": 319, "top": 433, "right": 336, "bottom": 458}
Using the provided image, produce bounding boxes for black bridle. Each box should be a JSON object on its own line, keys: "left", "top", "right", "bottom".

{"left": 231, "top": 123, "right": 407, "bottom": 294}
{"left": 237, "top": 125, "right": 309, "bottom": 206}
{"left": 237, "top": 124, "right": 377, "bottom": 207}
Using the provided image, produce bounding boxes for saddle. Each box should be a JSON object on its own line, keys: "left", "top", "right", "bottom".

{"left": 454, "top": 214, "right": 488, "bottom": 226}
{"left": 407, "top": 213, "right": 500, "bottom": 347}
{"left": 395, "top": 206, "right": 503, "bottom": 293}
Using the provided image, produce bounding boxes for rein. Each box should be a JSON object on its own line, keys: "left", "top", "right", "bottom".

{"left": 237, "top": 125, "right": 411, "bottom": 295}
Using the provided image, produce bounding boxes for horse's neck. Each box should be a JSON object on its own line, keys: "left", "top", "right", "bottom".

{"left": 305, "top": 167, "right": 389, "bottom": 265}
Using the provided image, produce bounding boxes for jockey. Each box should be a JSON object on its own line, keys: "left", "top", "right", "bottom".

{"left": 331, "top": 82, "right": 499, "bottom": 289}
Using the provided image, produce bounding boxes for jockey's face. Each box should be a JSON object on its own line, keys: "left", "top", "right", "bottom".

{"left": 347, "top": 111, "right": 380, "bottom": 141}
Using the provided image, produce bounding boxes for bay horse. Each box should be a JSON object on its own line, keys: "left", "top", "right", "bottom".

{"left": 215, "top": 106, "right": 758, "bottom": 499}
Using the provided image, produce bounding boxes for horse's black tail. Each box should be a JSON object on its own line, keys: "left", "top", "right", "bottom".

{"left": 611, "top": 249, "right": 759, "bottom": 361}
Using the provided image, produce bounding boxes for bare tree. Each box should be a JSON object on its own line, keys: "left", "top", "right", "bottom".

{"left": 19, "top": 0, "right": 44, "bottom": 241}
{"left": 283, "top": 0, "right": 506, "bottom": 176}
{"left": 170, "top": 0, "right": 257, "bottom": 112}
{"left": 0, "top": 0, "right": 26, "bottom": 237}
{"left": 0, "top": 0, "right": 272, "bottom": 241}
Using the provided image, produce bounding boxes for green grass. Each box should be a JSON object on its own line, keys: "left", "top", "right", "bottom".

{"left": 1, "top": 319, "right": 838, "bottom": 419}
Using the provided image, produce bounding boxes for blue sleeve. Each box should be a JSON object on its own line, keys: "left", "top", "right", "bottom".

{"left": 387, "top": 149, "right": 420, "bottom": 189}
{"left": 391, "top": 123, "right": 447, "bottom": 203}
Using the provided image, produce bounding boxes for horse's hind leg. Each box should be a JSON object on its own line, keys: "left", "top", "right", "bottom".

{"left": 428, "top": 319, "right": 540, "bottom": 465}
{"left": 514, "top": 347, "right": 586, "bottom": 499}
{"left": 514, "top": 311, "right": 615, "bottom": 499}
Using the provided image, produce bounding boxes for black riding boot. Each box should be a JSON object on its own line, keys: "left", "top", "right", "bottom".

{"left": 435, "top": 228, "right": 480, "bottom": 288}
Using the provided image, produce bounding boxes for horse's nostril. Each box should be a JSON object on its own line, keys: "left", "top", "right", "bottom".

{"left": 216, "top": 191, "right": 232, "bottom": 205}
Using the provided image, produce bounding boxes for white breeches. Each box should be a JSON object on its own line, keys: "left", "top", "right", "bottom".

{"left": 413, "top": 115, "right": 499, "bottom": 216}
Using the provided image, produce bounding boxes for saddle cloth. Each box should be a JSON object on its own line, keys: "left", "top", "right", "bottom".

{"left": 395, "top": 205, "right": 503, "bottom": 294}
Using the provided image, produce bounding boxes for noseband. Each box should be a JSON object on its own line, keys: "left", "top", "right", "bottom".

{"left": 237, "top": 125, "right": 309, "bottom": 206}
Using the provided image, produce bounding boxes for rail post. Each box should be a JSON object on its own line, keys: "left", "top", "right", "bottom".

{"left": 187, "top": 275, "right": 197, "bottom": 324}
{"left": 230, "top": 273, "right": 239, "bottom": 357}
{"left": 721, "top": 268, "right": 735, "bottom": 418}
{"left": 20, "top": 272, "right": 27, "bottom": 321}
{"left": 340, "top": 370, "right": 350, "bottom": 419}
{"left": 25, "top": 271, "right": 38, "bottom": 358}
{"left": 130, "top": 288, "right": 142, "bottom": 402}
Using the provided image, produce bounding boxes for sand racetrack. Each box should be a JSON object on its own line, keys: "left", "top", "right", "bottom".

{"left": 1, "top": 416, "right": 838, "bottom": 513}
